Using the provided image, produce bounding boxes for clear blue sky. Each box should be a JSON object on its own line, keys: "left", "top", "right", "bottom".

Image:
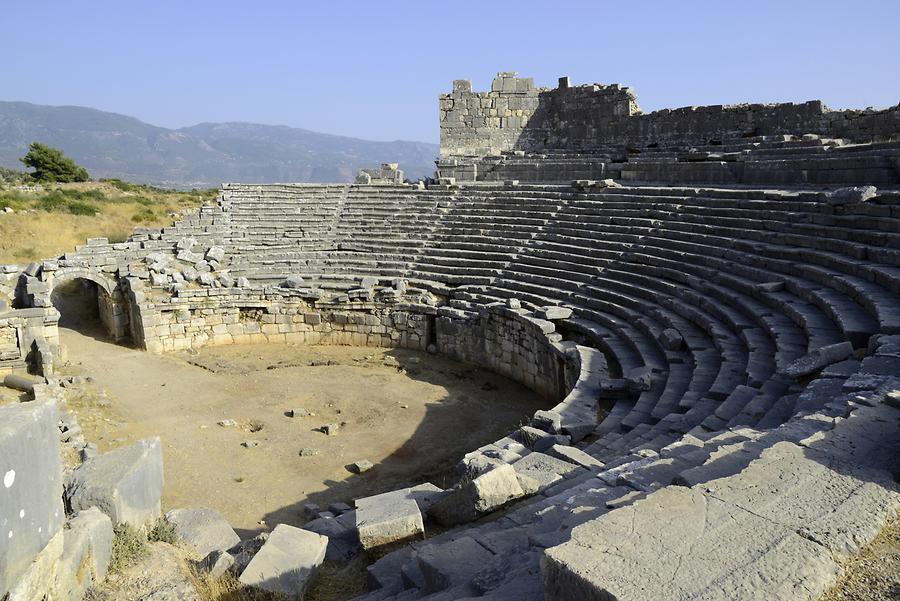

{"left": 3, "top": 0, "right": 899, "bottom": 143}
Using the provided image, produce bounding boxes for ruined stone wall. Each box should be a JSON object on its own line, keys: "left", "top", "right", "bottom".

{"left": 440, "top": 72, "right": 900, "bottom": 158}
{"left": 435, "top": 304, "right": 565, "bottom": 401}
{"left": 137, "top": 289, "right": 433, "bottom": 354}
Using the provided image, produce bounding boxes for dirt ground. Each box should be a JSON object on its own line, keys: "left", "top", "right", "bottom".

{"left": 59, "top": 327, "right": 548, "bottom": 535}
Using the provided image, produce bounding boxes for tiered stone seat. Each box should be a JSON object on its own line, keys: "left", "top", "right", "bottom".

{"left": 126, "top": 179, "right": 899, "bottom": 600}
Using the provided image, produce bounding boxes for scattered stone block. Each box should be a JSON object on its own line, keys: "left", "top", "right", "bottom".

{"left": 54, "top": 507, "right": 113, "bottom": 601}
{"left": 349, "top": 459, "right": 373, "bottom": 473}
{"left": 356, "top": 488, "right": 428, "bottom": 550}
{"left": 205, "top": 246, "right": 225, "bottom": 262}
{"left": 288, "top": 407, "right": 309, "bottom": 418}
{"left": 299, "top": 448, "right": 319, "bottom": 457}
{"left": 658, "top": 328, "right": 683, "bottom": 350}
{"left": 196, "top": 548, "right": 234, "bottom": 577}
{"left": 283, "top": 275, "right": 305, "bottom": 288}
{"left": 535, "top": 306, "right": 572, "bottom": 320}
{"left": 429, "top": 464, "right": 525, "bottom": 526}
{"left": 512, "top": 452, "right": 583, "bottom": 491}
{"left": 416, "top": 536, "right": 494, "bottom": 593}
{"left": 66, "top": 437, "right": 164, "bottom": 527}
{"left": 826, "top": 185, "right": 877, "bottom": 205}
{"left": 322, "top": 423, "right": 340, "bottom": 436}
{"left": 238, "top": 524, "right": 327, "bottom": 598}
{"left": 782, "top": 342, "right": 854, "bottom": 378}
{"left": 164, "top": 507, "right": 240, "bottom": 559}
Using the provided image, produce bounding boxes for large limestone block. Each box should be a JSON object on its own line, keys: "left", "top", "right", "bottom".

{"left": 165, "top": 507, "right": 240, "bottom": 558}
{"left": 0, "top": 400, "right": 64, "bottom": 597}
{"left": 416, "top": 536, "right": 495, "bottom": 593}
{"left": 429, "top": 464, "right": 526, "bottom": 526}
{"left": 512, "top": 452, "right": 584, "bottom": 491}
{"left": 781, "top": 341, "right": 853, "bottom": 378}
{"left": 238, "top": 524, "right": 327, "bottom": 598}
{"left": 355, "top": 488, "right": 428, "bottom": 550}
{"left": 54, "top": 507, "right": 114, "bottom": 600}
{"left": 66, "top": 437, "right": 164, "bottom": 527}
{"left": 542, "top": 486, "right": 839, "bottom": 601}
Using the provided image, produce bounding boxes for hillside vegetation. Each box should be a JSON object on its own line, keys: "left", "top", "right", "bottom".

{"left": 0, "top": 100, "right": 439, "bottom": 186}
{"left": 0, "top": 179, "right": 215, "bottom": 264}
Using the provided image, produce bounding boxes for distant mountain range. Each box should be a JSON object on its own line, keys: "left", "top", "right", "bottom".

{"left": 0, "top": 101, "right": 439, "bottom": 187}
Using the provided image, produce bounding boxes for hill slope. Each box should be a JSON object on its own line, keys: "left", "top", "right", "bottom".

{"left": 0, "top": 101, "right": 438, "bottom": 186}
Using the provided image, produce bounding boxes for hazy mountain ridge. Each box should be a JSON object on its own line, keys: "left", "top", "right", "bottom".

{"left": 0, "top": 101, "right": 439, "bottom": 187}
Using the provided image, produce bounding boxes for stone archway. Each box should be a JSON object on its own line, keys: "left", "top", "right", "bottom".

{"left": 49, "top": 270, "right": 130, "bottom": 342}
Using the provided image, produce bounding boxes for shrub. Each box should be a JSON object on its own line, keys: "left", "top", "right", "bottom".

{"left": 147, "top": 517, "right": 179, "bottom": 544}
{"left": 67, "top": 200, "right": 99, "bottom": 216}
{"left": 131, "top": 207, "right": 156, "bottom": 222}
{"left": 109, "top": 523, "right": 148, "bottom": 573}
{"left": 19, "top": 142, "right": 90, "bottom": 183}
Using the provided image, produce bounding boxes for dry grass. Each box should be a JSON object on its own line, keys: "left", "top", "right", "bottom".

{"left": 186, "top": 555, "right": 368, "bottom": 601}
{"left": 0, "top": 181, "right": 211, "bottom": 264}
{"left": 819, "top": 512, "right": 900, "bottom": 601}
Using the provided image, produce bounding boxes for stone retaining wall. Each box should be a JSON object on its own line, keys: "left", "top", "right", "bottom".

{"left": 441, "top": 72, "right": 900, "bottom": 158}
{"left": 436, "top": 304, "right": 567, "bottom": 401}
{"left": 138, "top": 291, "right": 434, "bottom": 355}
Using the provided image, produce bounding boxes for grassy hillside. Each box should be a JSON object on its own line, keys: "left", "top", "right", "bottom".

{"left": 0, "top": 180, "right": 215, "bottom": 264}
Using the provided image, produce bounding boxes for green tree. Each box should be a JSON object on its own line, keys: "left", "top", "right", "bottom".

{"left": 19, "top": 142, "right": 90, "bottom": 182}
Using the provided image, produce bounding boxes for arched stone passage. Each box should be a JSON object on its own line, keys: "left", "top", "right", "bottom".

{"left": 49, "top": 271, "right": 130, "bottom": 342}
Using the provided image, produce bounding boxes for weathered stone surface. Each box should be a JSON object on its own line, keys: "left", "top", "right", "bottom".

{"left": 66, "top": 437, "right": 164, "bottom": 527}
{"left": 283, "top": 275, "right": 305, "bottom": 288}
{"left": 542, "top": 486, "right": 839, "bottom": 601}
{"left": 416, "top": 536, "right": 494, "bottom": 593}
{"left": 535, "top": 306, "right": 572, "bottom": 321}
{"left": 54, "top": 507, "right": 113, "bottom": 600}
{"left": 429, "top": 464, "right": 526, "bottom": 526}
{"left": 238, "top": 524, "right": 327, "bottom": 598}
{"left": 782, "top": 341, "right": 854, "bottom": 378}
{"left": 356, "top": 488, "right": 426, "bottom": 550}
{"left": 658, "top": 328, "right": 683, "bottom": 350}
{"left": 164, "top": 507, "right": 240, "bottom": 558}
{"left": 826, "top": 185, "right": 877, "bottom": 205}
{"left": 513, "top": 452, "right": 584, "bottom": 491}
{"left": 0, "top": 400, "right": 64, "bottom": 598}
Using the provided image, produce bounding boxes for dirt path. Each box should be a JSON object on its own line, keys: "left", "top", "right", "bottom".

{"left": 60, "top": 328, "right": 548, "bottom": 535}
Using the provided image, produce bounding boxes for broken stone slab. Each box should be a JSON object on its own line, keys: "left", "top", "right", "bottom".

{"left": 302, "top": 515, "right": 361, "bottom": 561}
{"left": 66, "top": 437, "right": 164, "bottom": 527}
{"left": 546, "top": 444, "right": 605, "bottom": 469}
{"left": 782, "top": 341, "right": 854, "bottom": 378}
{"left": 349, "top": 459, "right": 373, "bottom": 473}
{"left": 164, "top": 507, "right": 240, "bottom": 559}
{"left": 360, "top": 276, "right": 378, "bottom": 289}
{"left": 512, "top": 452, "right": 584, "bottom": 492}
{"left": 355, "top": 485, "right": 442, "bottom": 550}
{"left": 54, "top": 507, "right": 113, "bottom": 601}
{"left": 0, "top": 399, "right": 64, "bottom": 596}
{"left": 196, "top": 548, "right": 234, "bottom": 577}
{"left": 205, "top": 246, "right": 225, "bottom": 262}
{"left": 416, "top": 536, "right": 495, "bottom": 594}
{"left": 658, "top": 328, "right": 683, "bottom": 351}
{"left": 625, "top": 366, "right": 653, "bottom": 392}
{"left": 825, "top": 185, "right": 877, "bottom": 205}
{"left": 283, "top": 275, "right": 305, "bottom": 288}
{"left": 532, "top": 410, "right": 563, "bottom": 434}
{"left": 534, "top": 306, "right": 573, "bottom": 321}
{"left": 238, "top": 524, "right": 327, "bottom": 598}
{"left": 357, "top": 493, "right": 423, "bottom": 550}
{"left": 429, "top": 464, "right": 526, "bottom": 526}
